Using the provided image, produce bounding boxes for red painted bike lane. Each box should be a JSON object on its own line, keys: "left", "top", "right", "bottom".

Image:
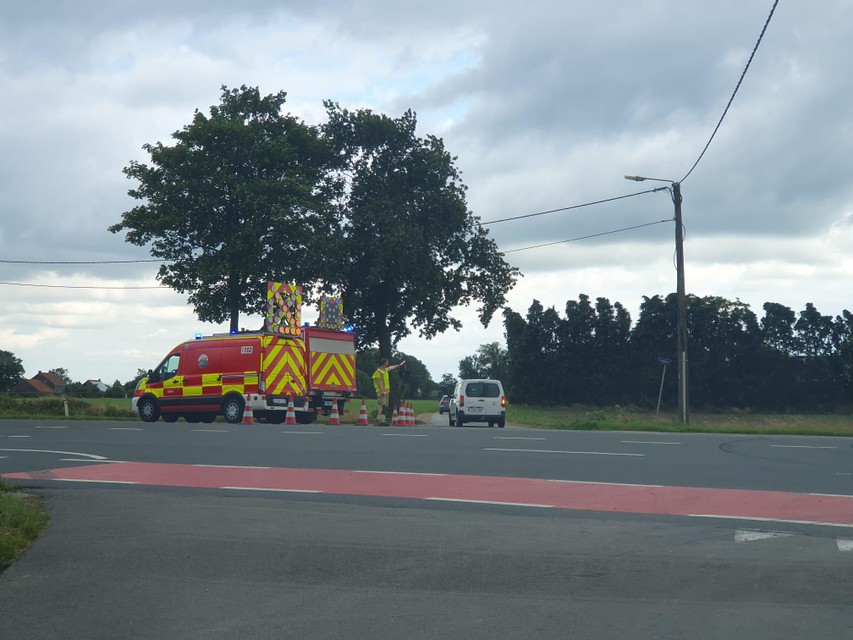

{"left": 6, "top": 462, "right": 853, "bottom": 527}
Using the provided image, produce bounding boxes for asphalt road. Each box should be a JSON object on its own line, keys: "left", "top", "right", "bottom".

{"left": 1, "top": 416, "right": 852, "bottom": 639}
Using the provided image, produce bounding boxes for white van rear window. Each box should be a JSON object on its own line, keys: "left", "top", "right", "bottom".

{"left": 465, "top": 382, "right": 501, "bottom": 398}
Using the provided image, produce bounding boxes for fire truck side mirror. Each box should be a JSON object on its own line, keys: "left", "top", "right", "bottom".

{"left": 147, "top": 369, "right": 158, "bottom": 383}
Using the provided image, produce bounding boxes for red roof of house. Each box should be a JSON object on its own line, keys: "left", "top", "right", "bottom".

{"left": 35, "top": 371, "right": 66, "bottom": 387}
{"left": 11, "top": 378, "right": 55, "bottom": 394}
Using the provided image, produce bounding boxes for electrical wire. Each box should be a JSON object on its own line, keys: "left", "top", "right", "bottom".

{"left": 679, "top": 0, "right": 780, "bottom": 183}
{"left": 0, "top": 258, "right": 162, "bottom": 264}
{"left": 503, "top": 219, "right": 672, "bottom": 254}
{"left": 478, "top": 187, "right": 668, "bottom": 226}
{"left": 0, "top": 281, "right": 164, "bottom": 290}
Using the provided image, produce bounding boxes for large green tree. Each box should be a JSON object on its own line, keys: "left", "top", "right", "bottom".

{"left": 0, "top": 349, "right": 25, "bottom": 392}
{"left": 319, "top": 102, "right": 520, "bottom": 360}
{"left": 110, "top": 85, "right": 335, "bottom": 331}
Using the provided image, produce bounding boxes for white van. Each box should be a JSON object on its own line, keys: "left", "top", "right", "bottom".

{"left": 449, "top": 379, "right": 506, "bottom": 428}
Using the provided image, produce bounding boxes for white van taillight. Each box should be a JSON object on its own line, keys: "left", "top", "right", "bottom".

{"left": 459, "top": 395, "right": 464, "bottom": 407}
{"left": 501, "top": 396, "right": 507, "bottom": 408}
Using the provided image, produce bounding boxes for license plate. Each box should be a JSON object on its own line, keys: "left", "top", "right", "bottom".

{"left": 468, "top": 406, "right": 482, "bottom": 414}
{"left": 271, "top": 397, "right": 288, "bottom": 406}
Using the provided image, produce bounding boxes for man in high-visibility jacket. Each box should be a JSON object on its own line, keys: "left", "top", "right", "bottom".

{"left": 372, "top": 358, "right": 405, "bottom": 425}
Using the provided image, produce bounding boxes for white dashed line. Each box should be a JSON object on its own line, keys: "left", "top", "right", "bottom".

{"left": 193, "top": 464, "right": 271, "bottom": 469}
{"left": 426, "top": 497, "right": 554, "bottom": 508}
{"left": 191, "top": 429, "right": 230, "bottom": 433}
{"left": 494, "top": 437, "right": 546, "bottom": 441}
{"left": 54, "top": 479, "right": 137, "bottom": 485}
{"left": 109, "top": 427, "right": 143, "bottom": 431}
{"left": 770, "top": 444, "right": 837, "bottom": 449}
{"left": 381, "top": 433, "right": 428, "bottom": 437}
{"left": 34, "top": 426, "right": 67, "bottom": 429}
{"left": 621, "top": 440, "right": 682, "bottom": 445}
{"left": 485, "top": 448, "right": 644, "bottom": 457}
{"left": 353, "top": 470, "right": 447, "bottom": 477}
{"left": 8, "top": 435, "right": 31, "bottom": 438}
{"left": 280, "top": 431, "right": 324, "bottom": 435}
{"left": 220, "top": 487, "right": 321, "bottom": 493}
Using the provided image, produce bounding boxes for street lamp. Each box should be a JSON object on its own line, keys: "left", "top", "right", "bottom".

{"left": 625, "top": 175, "right": 688, "bottom": 425}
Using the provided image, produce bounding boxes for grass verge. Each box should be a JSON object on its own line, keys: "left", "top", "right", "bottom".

{"left": 0, "top": 477, "right": 50, "bottom": 572}
{"left": 504, "top": 404, "right": 853, "bottom": 437}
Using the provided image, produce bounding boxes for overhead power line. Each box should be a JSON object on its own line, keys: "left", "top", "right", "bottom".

{"left": 680, "top": 0, "right": 780, "bottom": 183}
{"left": 503, "top": 219, "right": 672, "bottom": 254}
{"left": 0, "top": 281, "right": 164, "bottom": 290}
{"left": 0, "top": 258, "right": 162, "bottom": 264}
{"left": 479, "top": 187, "right": 668, "bottom": 226}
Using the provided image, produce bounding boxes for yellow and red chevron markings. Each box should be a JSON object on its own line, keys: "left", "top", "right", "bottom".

{"left": 263, "top": 337, "right": 306, "bottom": 395}
{"left": 311, "top": 352, "right": 355, "bottom": 390}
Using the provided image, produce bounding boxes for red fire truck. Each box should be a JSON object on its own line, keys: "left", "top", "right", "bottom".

{"left": 132, "top": 325, "right": 356, "bottom": 424}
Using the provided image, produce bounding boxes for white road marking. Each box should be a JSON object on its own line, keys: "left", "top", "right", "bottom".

{"left": 221, "top": 487, "right": 321, "bottom": 493}
{"left": 58, "top": 459, "right": 117, "bottom": 463}
{"left": 280, "top": 431, "right": 323, "bottom": 435}
{"left": 191, "top": 429, "right": 230, "bottom": 433}
{"left": 54, "top": 479, "right": 136, "bottom": 485}
{"left": 770, "top": 444, "right": 837, "bottom": 449}
{"left": 838, "top": 472, "right": 852, "bottom": 476}
{"left": 837, "top": 539, "right": 853, "bottom": 552}
{"left": 735, "top": 529, "right": 794, "bottom": 543}
{"left": 353, "top": 470, "right": 447, "bottom": 477}
{"left": 382, "top": 433, "right": 428, "bottom": 437}
{"left": 34, "top": 426, "right": 67, "bottom": 429}
{"left": 109, "top": 427, "right": 143, "bottom": 431}
{"left": 495, "top": 437, "right": 546, "bottom": 441}
{"left": 621, "top": 440, "right": 682, "bottom": 445}
{"left": 808, "top": 492, "right": 853, "bottom": 498}
{"left": 689, "top": 514, "right": 853, "bottom": 528}
{"left": 485, "top": 447, "right": 644, "bottom": 457}
{"left": 426, "top": 497, "right": 554, "bottom": 508}
{"left": 8, "top": 435, "right": 31, "bottom": 438}
{"left": 193, "top": 464, "right": 271, "bottom": 469}
{"left": 0, "top": 448, "right": 108, "bottom": 460}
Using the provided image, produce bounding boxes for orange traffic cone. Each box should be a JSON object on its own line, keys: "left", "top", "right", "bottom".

{"left": 407, "top": 403, "right": 415, "bottom": 426}
{"left": 391, "top": 405, "right": 400, "bottom": 426}
{"left": 329, "top": 401, "right": 340, "bottom": 425}
{"left": 285, "top": 398, "right": 297, "bottom": 425}
{"left": 358, "top": 399, "right": 368, "bottom": 426}
{"left": 242, "top": 399, "right": 255, "bottom": 425}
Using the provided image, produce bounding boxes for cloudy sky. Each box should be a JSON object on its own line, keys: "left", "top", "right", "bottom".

{"left": 1, "top": 0, "right": 851, "bottom": 386}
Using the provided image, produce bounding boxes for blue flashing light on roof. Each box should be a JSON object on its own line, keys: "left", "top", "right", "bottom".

{"left": 346, "top": 325, "right": 354, "bottom": 332}
{"left": 230, "top": 329, "right": 237, "bottom": 335}
{"left": 194, "top": 332, "right": 203, "bottom": 340}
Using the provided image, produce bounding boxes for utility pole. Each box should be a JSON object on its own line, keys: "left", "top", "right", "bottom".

{"left": 672, "top": 182, "right": 689, "bottom": 425}
{"left": 625, "top": 175, "right": 689, "bottom": 424}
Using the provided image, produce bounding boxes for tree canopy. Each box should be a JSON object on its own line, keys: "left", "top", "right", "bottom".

{"left": 495, "top": 294, "right": 853, "bottom": 412}
{"left": 110, "top": 85, "right": 335, "bottom": 331}
{"left": 111, "top": 87, "right": 519, "bottom": 353}
{"left": 0, "top": 349, "right": 25, "bottom": 392}
{"left": 319, "top": 102, "right": 520, "bottom": 359}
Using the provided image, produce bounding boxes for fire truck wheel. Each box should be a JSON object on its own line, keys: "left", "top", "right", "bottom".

{"left": 138, "top": 397, "right": 160, "bottom": 423}
{"left": 222, "top": 395, "right": 245, "bottom": 424}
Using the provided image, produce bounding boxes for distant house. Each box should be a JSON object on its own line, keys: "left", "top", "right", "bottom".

{"left": 84, "top": 379, "right": 108, "bottom": 393}
{"left": 10, "top": 371, "right": 67, "bottom": 395}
